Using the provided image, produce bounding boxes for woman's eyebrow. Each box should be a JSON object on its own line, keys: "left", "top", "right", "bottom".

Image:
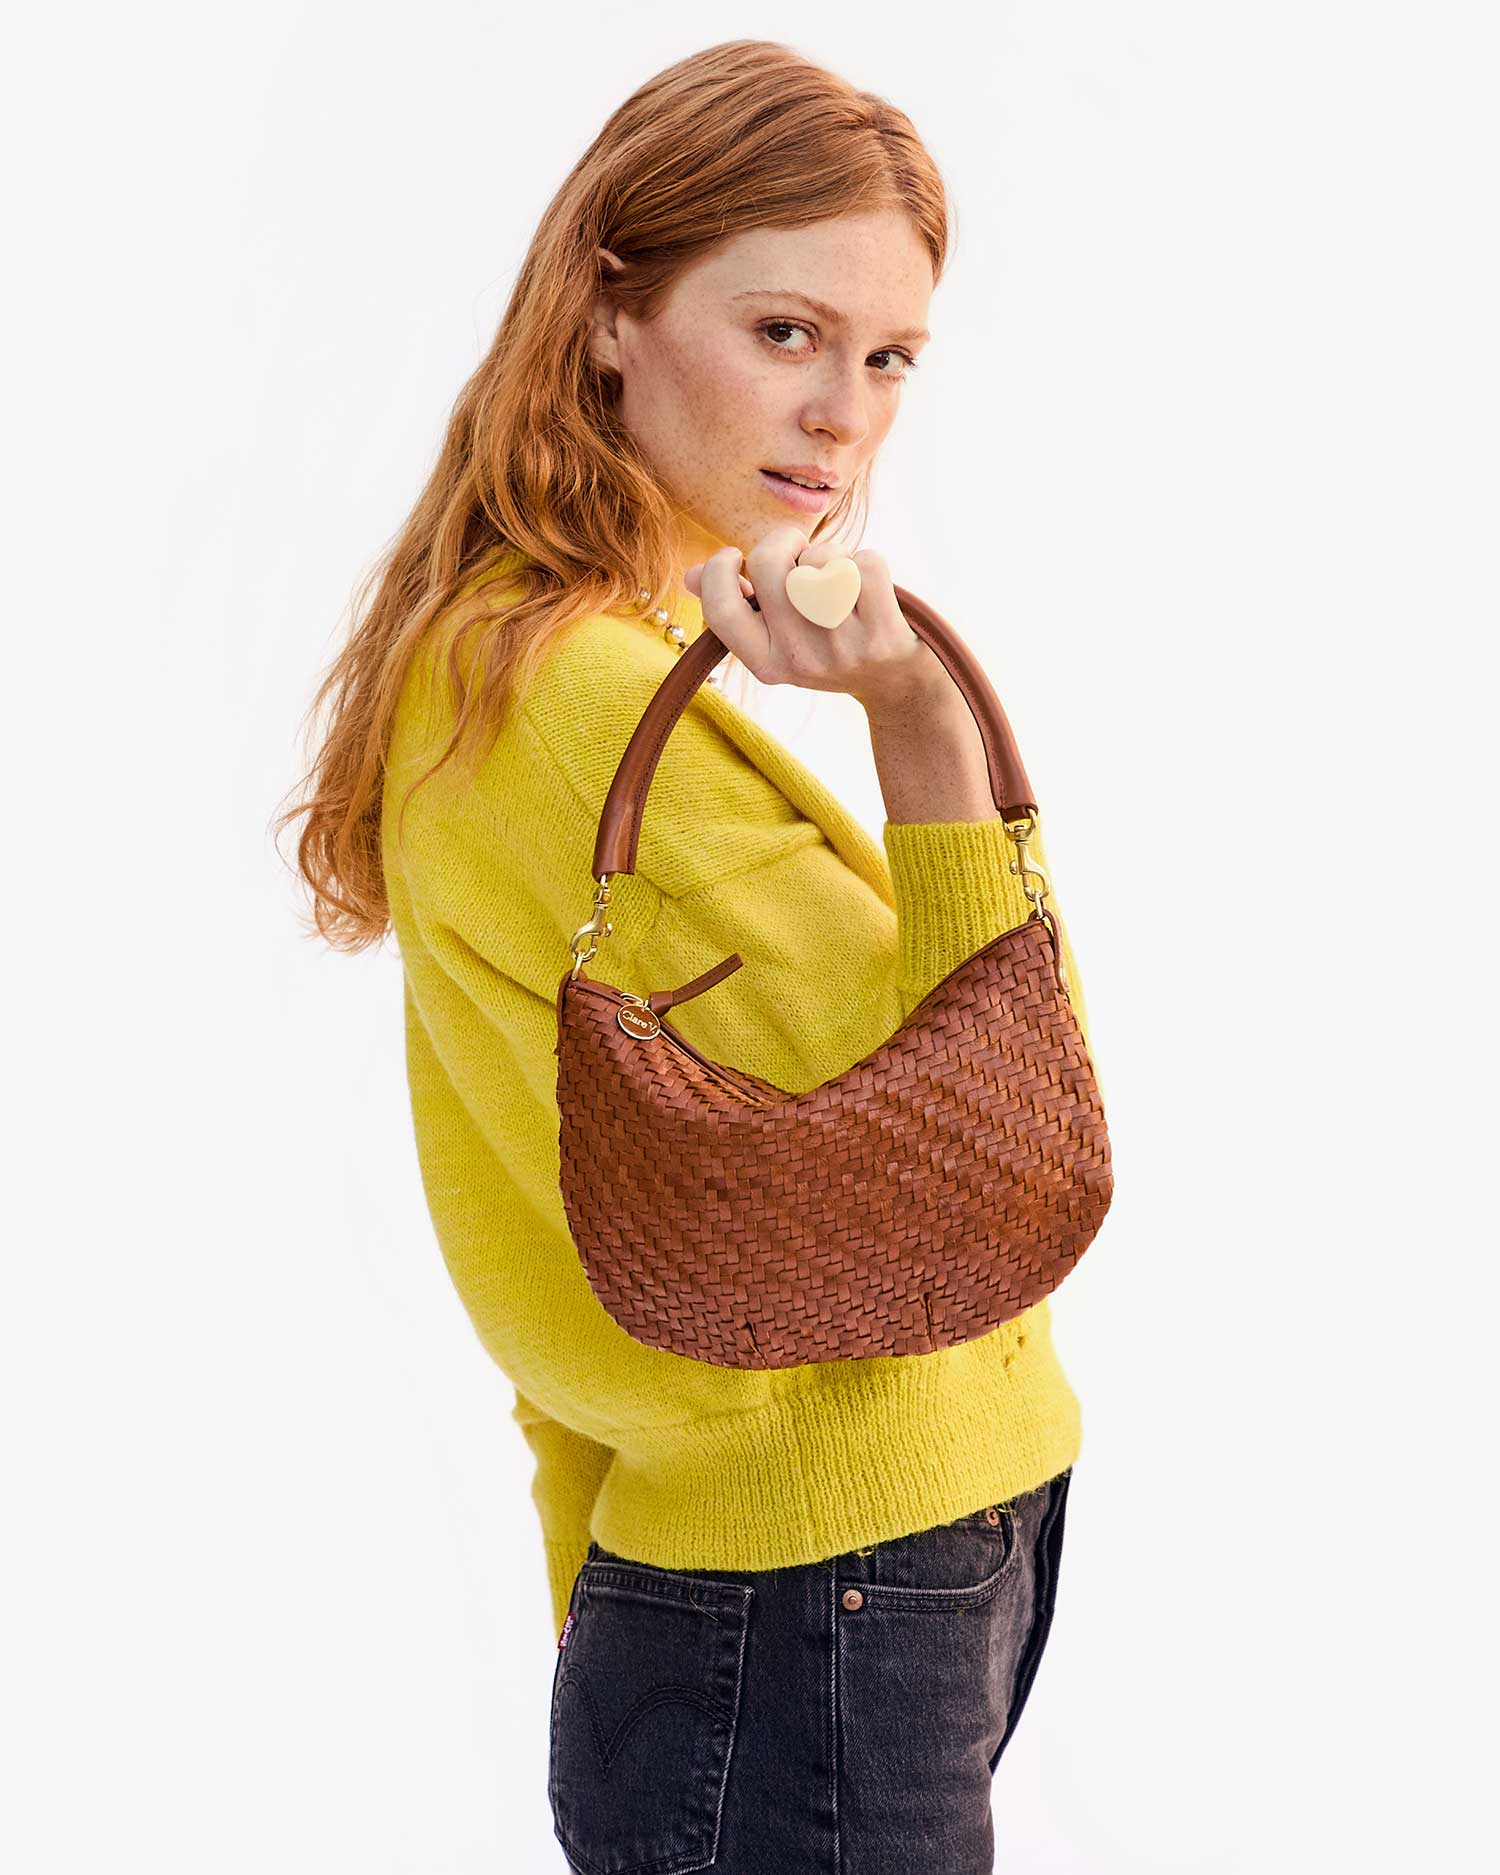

{"left": 728, "top": 288, "right": 929, "bottom": 346}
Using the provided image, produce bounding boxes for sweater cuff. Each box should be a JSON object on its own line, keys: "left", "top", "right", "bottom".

{"left": 881, "top": 816, "right": 1037, "bottom": 1001}
{"left": 544, "top": 1536, "right": 592, "bottom": 1640}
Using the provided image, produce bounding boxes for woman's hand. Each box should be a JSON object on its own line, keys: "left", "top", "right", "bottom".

{"left": 682, "top": 527, "right": 949, "bottom": 723}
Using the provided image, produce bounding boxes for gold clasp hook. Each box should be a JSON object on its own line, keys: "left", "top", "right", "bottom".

{"left": 1003, "top": 811, "right": 1051, "bottom": 919}
{"left": 568, "top": 873, "right": 615, "bottom": 979}
{"left": 1004, "top": 810, "right": 1072, "bottom": 998}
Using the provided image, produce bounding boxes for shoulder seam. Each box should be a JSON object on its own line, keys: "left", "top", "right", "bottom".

{"left": 669, "top": 823, "right": 827, "bottom": 900}
{"left": 518, "top": 698, "right": 683, "bottom": 922}
{"left": 519, "top": 699, "right": 609, "bottom": 841}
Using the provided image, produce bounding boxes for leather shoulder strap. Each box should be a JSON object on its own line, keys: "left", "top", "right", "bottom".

{"left": 592, "top": 580, "right": 1038, "bottom": 879}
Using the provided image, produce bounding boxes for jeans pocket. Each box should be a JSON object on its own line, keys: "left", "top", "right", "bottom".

{"left": 549, "top": 1557, "right": 755, "bottom": 1875}
{"left": 854, "top": 1500, "right": 1018, "bottom": 1603}
{"left": 834, "top": 1505, "right": 1025, "bottom": 1851}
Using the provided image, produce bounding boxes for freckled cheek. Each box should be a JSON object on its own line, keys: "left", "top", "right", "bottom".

{"left": 674, "top": 354, "right": 766, "bottom": 436}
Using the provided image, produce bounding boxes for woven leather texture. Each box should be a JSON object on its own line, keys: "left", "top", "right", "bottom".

{"left": 554, "top": 913, "right": 1112, "bottom": 1370}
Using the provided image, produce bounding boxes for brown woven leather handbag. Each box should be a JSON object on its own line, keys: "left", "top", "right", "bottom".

{"left": 554, "top": 581, "right": 1112, "bottom": 1371}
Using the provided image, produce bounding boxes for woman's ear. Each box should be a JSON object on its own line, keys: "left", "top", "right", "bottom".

{"left": 590, "top": 247, "right": 627, "bottom": 378}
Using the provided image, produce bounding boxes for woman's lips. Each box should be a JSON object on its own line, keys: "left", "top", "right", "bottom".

{"left": 759, "top": 468, "right": 833, "bottom": 512}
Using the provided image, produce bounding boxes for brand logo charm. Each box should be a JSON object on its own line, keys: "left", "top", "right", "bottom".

{"left": 616, "top": 1003, "right": 661, "bottom": 1039}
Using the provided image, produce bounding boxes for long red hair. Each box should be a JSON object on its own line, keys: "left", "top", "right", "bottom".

{"left": 273, "top": 38, "right": 951, "bottom": 952}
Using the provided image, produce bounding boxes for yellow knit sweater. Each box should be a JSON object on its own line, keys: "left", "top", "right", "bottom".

{"left": 381, "top": 554, "right": 1097, "bottom": 1636}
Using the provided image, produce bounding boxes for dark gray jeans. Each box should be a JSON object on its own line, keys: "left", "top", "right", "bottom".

{"left": 548, "top": 1465, "right": 1072, "bottom": 1874}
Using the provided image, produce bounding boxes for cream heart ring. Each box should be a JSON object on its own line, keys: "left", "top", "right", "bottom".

{"left": 785, "top": 556, "right": 862, "bottom": 628}
{"left": 742, "top": 555, "right": 863, "bottom": 628}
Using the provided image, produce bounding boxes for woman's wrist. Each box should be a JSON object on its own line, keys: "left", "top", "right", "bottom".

{"left": 855, "top": 636, "right": 953, "bottom": 727}
{"left": 863, "top": 681, "right": 999, "bottom": 824}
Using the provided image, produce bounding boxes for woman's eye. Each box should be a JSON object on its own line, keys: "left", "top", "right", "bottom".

{"left": 758, "top": 320, "right": 917, "bottom": 379}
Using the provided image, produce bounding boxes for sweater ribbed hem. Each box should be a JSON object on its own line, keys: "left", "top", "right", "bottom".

{"left": 587, "top": 1301, "right": 1080, "bottom": 1574}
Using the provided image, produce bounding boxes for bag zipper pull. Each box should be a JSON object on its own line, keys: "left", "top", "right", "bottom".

{"left": 644, "top": 951, "right": 744, "bottom": 1014}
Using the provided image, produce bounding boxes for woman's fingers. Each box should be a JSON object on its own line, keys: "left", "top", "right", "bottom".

{"left": 683, "top": 560, "right": 755, "bottom": 604}
{"left": 692, "top": 545, "right": 772, "bottom": 672}
{"left": 743, "top": 525, "right": 816, "bottom": 627}
{"left": 684, "top": 530, "right": 895, "bottom": 690}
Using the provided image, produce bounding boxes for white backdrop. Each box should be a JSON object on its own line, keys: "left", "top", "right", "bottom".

{"left": 5, "top": 3, "right": 1495, "bottom": 1870}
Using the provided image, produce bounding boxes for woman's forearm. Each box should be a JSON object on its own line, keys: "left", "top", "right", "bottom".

{"left": 863, "top": 685, "right": 1003, "bottom": 825}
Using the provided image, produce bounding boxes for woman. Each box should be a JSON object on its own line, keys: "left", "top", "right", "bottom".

{"left": 282, "top": 38, "right": 1090, "bottom": 1875}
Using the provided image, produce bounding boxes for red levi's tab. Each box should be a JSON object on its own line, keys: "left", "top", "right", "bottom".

{"left": 558, "top": 1610, "right": 576, "bottom": 1651}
